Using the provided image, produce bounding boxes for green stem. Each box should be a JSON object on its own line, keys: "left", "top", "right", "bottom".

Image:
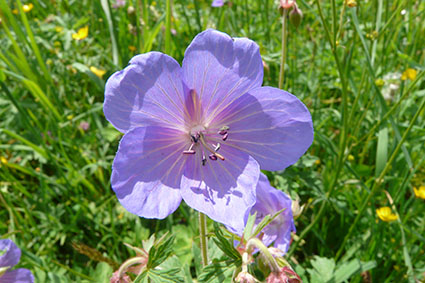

{"left": 165, "top": 0, "right": 172, "bottom": 55}
{"left": 356, "top": 70, "right": 425, "bottom": 145}
{"left": 246, "top": 238, "right": 280, "bottom": 273}
{"left": 278, "top": 9, "right": 288, "bottom": 89}
{"left": 199, "top": 212, "right": 208, "bottom": 267}
{"left": 335, "top": 96, "right": 425, "bottom": 260}
{"left": 288, "top": 0, "right": 349, "bottom": 258}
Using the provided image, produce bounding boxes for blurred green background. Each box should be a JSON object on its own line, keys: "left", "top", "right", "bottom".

{"left": 0, "top": 0, "right": 424, "bottom": 281}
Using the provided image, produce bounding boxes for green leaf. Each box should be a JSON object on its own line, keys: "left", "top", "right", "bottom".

{"left": 147, "top": 268, "right": 185, "bottom": 283}
{"left": 212, "top": 222, "right": 241, "bottom": 261}
{"left": 90, "top": 262, "right": 113, "bottom": 283}
{"left": 334, "top": 259, "right": 376, "bottom": 283}
{"left": 100, "top": 0, "right": 120, "bottom": 66}
{"left": 72, "top": 63, "right": 105, "bottom": 91}
{"left": 243, "top": 212, "right": 257, "bottom": 240}
{"left": 147, "top": 234, "right": 175, "bottom": 269}
{"left": 251, "top": 208, "right": 286, "bottom": 239}
{"left": 171, "top": 224, "right": 194, "bottom": 265}
{"left": 307, "top": 256, "right": 335, "bottom": 283}
{"left": 143, "top": 16, "right": 165, "bottom": 53}
{"left": 133, "top": 270, "right": 148, "bottom": 283}
{"left": 192, "top": 242, "right": 203, "bottom": 277}
{"left": 198, "top": 261, "right": 238, "bottom": 283}
{"left": 375, "top": 127, "right": 388, "bottom": 176}
{"left": 0, "top": 68, "right": 5, "bottom": 82}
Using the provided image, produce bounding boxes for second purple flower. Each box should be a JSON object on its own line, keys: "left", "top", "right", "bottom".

{"left": 104, "top": 29, "right": 313, "bottom": 232}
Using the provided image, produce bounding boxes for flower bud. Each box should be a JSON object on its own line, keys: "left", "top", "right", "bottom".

{"left": 289, "top": 4, "right": 303, "bottom": 29}
{"left": 279, "top": 0, "right": 295, "bottom": 10}
{"left": 346, "top": 0, "right": 357, "bottom": 8}
{"left": 291, "top": 199, "right": 304, "bottom": 219}
{"left": 79, "top": 121, "right": 90, "bottom": 131}
{"left": 127, "top": 6, "right": 135, "bottom": 15}
{"left": 267, "top": 266, "right": 302, "bottom": 283}
{"left": 235, "top": 271, "right": 257, "bottom": 283}
{"left": 110, "top": 270, "right": 131, "bottom": 283}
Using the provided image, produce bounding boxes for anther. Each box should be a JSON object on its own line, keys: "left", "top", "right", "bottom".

{"left": 214, "top": 143, "right": 221, "bottom": 152}
{"left": 183, "top": 142, "right": 196, "bottom": 155}
{"left": 222, "top": 133, "right": 228, "bottom": 141}
{"left": 209, "top": 154, "right": 217, "bottom": 161}
{"left": 202, "top": 156, "right": 207, "bottom": 166}
{"left": 191, "top": 135, "right": 199, "bottom": 143}
{"left": 218, "top": 125, "right": 229, "bottom": 135}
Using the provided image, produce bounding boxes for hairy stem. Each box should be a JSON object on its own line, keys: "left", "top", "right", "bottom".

{"left": 278, "top": 9, "right": 289, "bottom": 89}
{"left": 199, "top": 212, "right": 208, "bottom": 267}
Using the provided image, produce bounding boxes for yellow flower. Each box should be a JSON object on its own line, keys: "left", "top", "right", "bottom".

{"left": 376, "top": 207, "right": 398, "bottom": 222}
{"left": 23, "top": 3, "right": 34, "bottom": 12}
{"left": 90, "top": 66, "right": 107, "bottom": 79}
{"left": 12, "top": 9, "right": 18, "bottom": 14}
{"left": 0, "top": 156, "right": 7, "bottom": 164}
{"left": 375, "top": 78, "right": 385, "bottom": 87}
{"left": 413, "top": 186, "right": 425, "bottom": 200}
{"left": 72, "top": 26, "right": 89, "bottom": 41}
{"left": 348, "top": 154, "right": 355, "bottom": 161}
{"left": 401, "top": 68, "right": 417, "bottom": 81}
{"left": 55, "top": 26, "right": 63, "bottom": 33}
{"left": 128, "top": 45, "right": 137, "bottom": 52}
{"left": 346, "top": 0, "right": 357, "bottom": 8}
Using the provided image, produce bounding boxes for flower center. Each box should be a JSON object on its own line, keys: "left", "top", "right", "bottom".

{"left": 183, "top": 124, "right": 230, "bottom": 166}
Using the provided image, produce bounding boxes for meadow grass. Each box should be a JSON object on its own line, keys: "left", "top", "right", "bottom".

{"left": 1, "top": 0, "right": 424, "bottom": 282}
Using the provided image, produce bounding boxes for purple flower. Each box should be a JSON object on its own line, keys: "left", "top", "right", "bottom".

{"left": 78, "top": 121, "right": 90, "bottom": 131}
{"left": 103, "top": 29, "right": 313, "bottom": 232}
{"left": 251, "top": 173, "right": 295, "bottom": 254}
{"left": 112, "top": 0, "right": 126, "bottom": 8}
{"left": 0, "top": 239, "right": 34, "bottom": 283}
{"left": 212, "top": 0, "right": 224, "bottom": 7}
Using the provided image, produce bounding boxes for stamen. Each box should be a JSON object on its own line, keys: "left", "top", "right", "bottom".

{"left": 218, "top": 126, "right": 230, "bottom": 135}
{"left": 214, "top": 143, "right": 221, "bottom": 152}
{"left": 191, "top": 135, "right": 199, "bottom": 143}
{"left": 209, "top": 154, "right": 217, "bottom": 161}
{"left": 183, "top": 142, "right": 195, "bottom": 155}
{"left": 199, "top": 134, "right": 225, "bottom": 161}
{"left": 222, "top": 133, "right": 228, "bottom": 141}
{"left": 200, "top": 146, "right": 207, "bottom": 166}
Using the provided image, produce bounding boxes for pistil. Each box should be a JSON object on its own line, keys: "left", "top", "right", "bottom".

{"left": 199, "top": 134, "right": 225, "bottom": 161}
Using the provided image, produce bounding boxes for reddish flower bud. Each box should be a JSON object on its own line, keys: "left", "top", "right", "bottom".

{"left": 279, "top": 0, "right": 295, "bottom": 9}
{"left": 266, "top": 266, "right": 302, "bottom": 283}
{"left": 235, "top": 271, "right": 257, "bottom": 283}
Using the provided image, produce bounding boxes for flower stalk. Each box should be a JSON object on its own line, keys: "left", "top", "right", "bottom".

{"left": 278, "top": 8, "right": 289, "bottom": 89}
{"left": 199, "top": 212, "right": 209, "bottom": 267}
{"left": 246, "top": 238, "right": 280, "bottom": 274}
